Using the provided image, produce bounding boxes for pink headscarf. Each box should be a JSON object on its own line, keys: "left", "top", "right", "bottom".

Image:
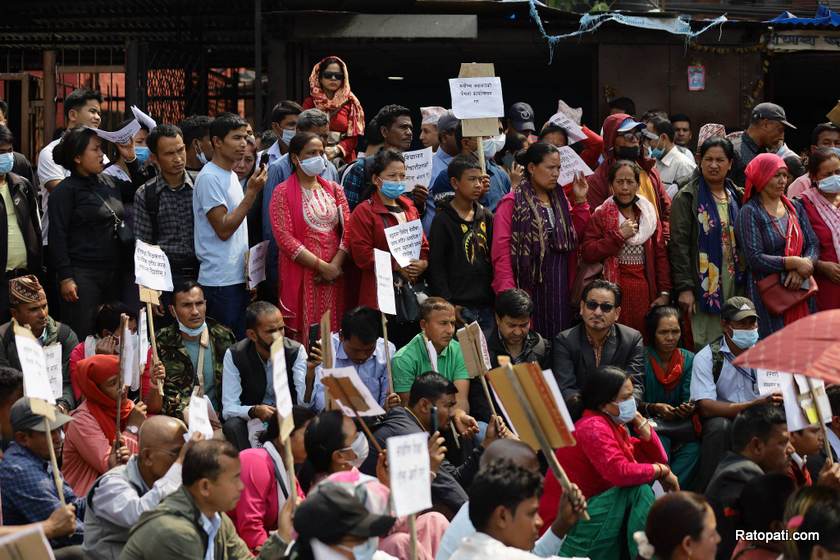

{"left": 743, "top": 153, "right": 787, "bottom": 203}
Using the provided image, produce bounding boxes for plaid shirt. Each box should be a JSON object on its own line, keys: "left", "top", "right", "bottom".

{"left": 133, "top": 172, "right": 196, "bottom": 262}
{"left": 0, "top": 442, "right": 85, "bottom": 546}
{"left": 340, "top": 157, "right": 368, "bottom": 210}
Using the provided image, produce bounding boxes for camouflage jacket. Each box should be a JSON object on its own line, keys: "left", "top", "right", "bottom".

{"left": 156, "top": 318, "right": 235, "bottom": 419}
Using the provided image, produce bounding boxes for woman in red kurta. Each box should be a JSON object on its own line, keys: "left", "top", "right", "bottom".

{"left": 581, "top": 160, "right": 671, "bottom": 338}
{"left": 302, "top": 56, "right": 365, "bottom": 165}
{"left": 270, "top": 132, "right": 350, "bottom": 341}
{"left": 797, "top": 148, "right": 840, "bottom": 310}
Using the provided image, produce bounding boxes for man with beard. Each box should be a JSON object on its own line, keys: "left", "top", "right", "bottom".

{"left": 220, "top": 301, "right": 306, "bottom": 451}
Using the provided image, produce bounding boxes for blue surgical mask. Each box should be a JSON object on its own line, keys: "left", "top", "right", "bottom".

{"left": 178, "top": 320, "right": 206, "bottom": 338}
{"left": 347, "top": 539, "right": 378, "bottom": 560}
{"left": 134, "top": 146, "right": 150, "bottom": 164}
{"left": 299, "top": 155, "right": 326, "bottom": 177}
{"left": 0, "top": 152, "right": 13, "bottom": 175}
{"left": 607, "top": 397, "right": 637, "bottom": 424}
{"left": 380, "top": 180, "right": 406, "bottom": 200}
{"left": 649, "top": 146, "right": 664, "bottom": 160}
{"left": 830, "top": 147, "right": 840, "bottom": 158}
{"left": 281, "top": 128, "right": 296, "bottom": 145}
{"left": 731, "top": 328, "right": 759, "bottom": 350}
{"left": 818, "top": 174, "right": 840, "bottom": 194}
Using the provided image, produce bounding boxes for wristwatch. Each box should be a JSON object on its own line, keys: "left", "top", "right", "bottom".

{"left": 126, "top": 425, "right": 139, "bottom": 435}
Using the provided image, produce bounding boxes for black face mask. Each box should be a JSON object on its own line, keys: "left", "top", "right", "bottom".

{"left": 615, "top": 195, "right": 640, "bottom": 209}
{"left": 615, "top": 146, "right": 640, "bottom": 160}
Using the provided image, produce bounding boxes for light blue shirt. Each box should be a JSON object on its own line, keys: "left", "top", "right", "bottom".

{"left": 309, "top": 333, "right": 395, "bottom": 411}
{"left": 184, "top": 340, "right": 218, "bottom": 410}
{"left": 437, "top": 502, "right": 565, "bottom": 560}
{"left": 199, "top": 512, "right": 222, "bottom": 560}
{"left": 193, "top": 162, "right": 248, "bottom": 286}
{"left": 690, "top": 338, "right": 760, "bottom": 404}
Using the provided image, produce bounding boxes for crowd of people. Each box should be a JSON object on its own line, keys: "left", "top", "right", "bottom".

{"left": 0, "top": 53, "right": 838, "bottom": 560}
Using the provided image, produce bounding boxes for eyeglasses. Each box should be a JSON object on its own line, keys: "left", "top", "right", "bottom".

{"left": 620, "top": 132, "right": 641, "bottom": 142}
{"left": 322, "top": 71, "right": 344, "bottom": 81}
{"left": 584, "top": 300, "right": 615, "bottom": 313}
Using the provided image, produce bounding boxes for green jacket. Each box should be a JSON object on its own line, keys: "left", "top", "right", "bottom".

{"left": 119, "top": 486, "right": 252, "bottom": 560}
{"left": 668, "top": 175, "right": 745, "bottom": 296}
{"left": 156, "top": 318, "right": 235, "bottom": 419}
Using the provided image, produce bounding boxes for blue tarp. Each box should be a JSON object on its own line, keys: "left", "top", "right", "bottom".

{"left": 767, "top": 5, "right": 840, "bottom": 27}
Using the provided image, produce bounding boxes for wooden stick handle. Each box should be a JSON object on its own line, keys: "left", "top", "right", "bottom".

{"left": 408, "top": 513, "right": 418, "bottom": 560}
{"left": 283, "top": 438, "right": 297, "bottom": 511}
{"left": 44, "top": 417, "right": 66, "bottom": 506}
{"left": 479, "top": 375, "right": 498, "bottom": 418}
{"left": 477, "top": 137, "right": 487, "bottom": 176}
{"left": 381, "top": 313, "right": 394, "bottom": 395}
{"left": 146, "top": 303, "right": 164, "bottom": 396}
{"left": 335, "top": 381, "right": 383, "bottom": 454}
{"left": 806, "top": 377, "right": 834, "bottom": 465}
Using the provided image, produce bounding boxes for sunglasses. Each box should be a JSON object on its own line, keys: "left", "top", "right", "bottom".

{"left": 322, "top": 71, "right": 344, "bottom": 81}
{"left": 620, "top": 132, "right": 641, "bottom": 141}
{"left": 584, "top": 300, "right": 615, "bottom": 313}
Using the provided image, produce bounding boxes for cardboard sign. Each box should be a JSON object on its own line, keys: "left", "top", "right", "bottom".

{"left": 44, "top": 344, "right": 63, "bottom": 401}
{"left": 384, "top": 220, "right": 423, "bottom": 268}
{"left": 456, "top": 322, "right": 491, "bottom": 378}
{"left": 320, "top": 311, "right": 333, "bottom": 370}
{"left": 135, "top": 240, "right": 174, "bottom": 292}
{"left": 321, "top": 366, "right": 386, "bottom": 417}
{"left": 557, "top": 146, "right": 594, "bottom": 186}
{"left": 271, "top": 336, "right": 294, "bottom": 442}
{"left": 186, "top": 391, "right": 215, "bottom": 440}
{"left": 374, "top": 249, "right": 397, "bottom": 315}
{"left": 15, "top": 330, "right": 55, "bottom": 404}
{"left": 542, "top": 369, "right": 575, "bottom": 433}
{"left": 387, "top": 432, "right": 432, "bottom": 516}
{"left": 403, "top": 147, "right": 434, "bottom": 189}
{"left": 90, "top": 119, "right": 141, "bottom": 145}
{"left": 246, "top": 241, "right": 269, "bottom": 290}
{"left": 548, "top": 112, "right": 588, "bottom": 144}
{"left": 449, "top": 77, "right": 504, "bottom": 120}
{"left": 487, "top": 362, "right": 575, "bottom": 452}
{"left": 756, "top": 369, "right": 784, "bottom": 396}
{"left": 130, "top": 105, "right": 157, "bottom": 131}
{"left": 0, "top": 525, "right": 55, "bottom": 560}
{"left": 782, "top": 373, "right": 831, "bottom": 432}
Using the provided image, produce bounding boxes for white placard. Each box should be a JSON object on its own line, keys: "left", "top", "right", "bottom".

{"left": 44, "top": 345, "right": 63, "bottom": 401}
{"left": 321, "top": 366, "right": 386, "bottom": 417}
{"left": 134, "top": 240, "right": 174, "bottom": 292}
{"left": 247, "top": 241, "right": 269, "bottom": 290}
{"left": 120, "top": 322, "right": 138, "bottom": 388}
{"left": 548, "top": 112, "right": 587, "bottom": 144}
{"left": 138, "top": 309, "right": 150, "bottom": 369}
{"left": 557, "top": 146, "right": 594, "bottom": 186}
{"left": 426, "top": 339, "right": 438, "bottom": 373}
{"left": 780, "top": 372, "right": 832, "bottom": 432}
{"left": 403, "top": 147, "right": 434, "bottom": 189}
{"left": 756, "top": 369, "right": 783, "bottom": 396}
{"left": 186, "top": 393, "right": 215, "bottom": 440}
{"left": 449, "top": 77, "right": 504, "bottom": 120}
{"left": 272, "top": 339, "right": 293, "bottom": 418}
{"left": 16, "top": 334, "right": 54, "bottom": 404}
{"left": 475, "top": 327, "right": 492, "bottom": 370}
{"left": 542, "top": 369, "right": 575, "bottom": 433}
{"left": 89, "top": 119, "right": 141, "bottom": 145}
{"left": 374, "top": 249, "right": 397, "bottom": 316}
{"left": 384, "top": 219, "right": 423, "bottom": 268}
{"left": 387, "top": 432, "right": 432, "bottom": 516}
{"left": 130, "top": 105, "right": 157, "bottom": 131}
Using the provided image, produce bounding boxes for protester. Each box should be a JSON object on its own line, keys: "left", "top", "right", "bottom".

{"left": 541, "top": 366, "right": 676, "bottom": 560}
{"left": 232, "top": 134, "right": 257, "bottom": 188}
{"left": 229, "top": 406, "right": 313, "bottom": 552}
{"left": 787, "top": 122, "right": 840, "bottom": 198}
{"left": 491, "top": 142, "right": 590, "bottom": 338}
{"left": 49, "top": 126, "right": 143, "bottom": 339}
{"left": 635, "top": 492, "right": 720, "bottom": 560}
{"left": 495, "top": 131, "right": 528, "bottom": 188}
{"left": 646, "top": 117, "right": 697, "bottom": 198}
{"left": 670, "top": 113, "right": 696, "bottom": 158}
{"left": 506, "top": 102, "right": 537, "bottom": 139}
{"left": 0, "top": 275, "right": 78, "bottom": 411}
{"left": 641, "top": 306, "right": 698, "bottom": 488}
{"left": 729, "top": 474, "right": 796, "bottom": 560}
{"left": 808, "top": 385, "right": 840, "bottom": 477}
{"left": 789, "top": 488, "right": 840, "bottom": 560}
{"left": 157, "top": 281, "right": 235, "bottom": 419}
{"left": 552, "top": 280, "right": 645, "bottom": 400}
{"left": 428, "top": 156, "right": 495, "bottom": 330}
{"left": 221, "top": 301, "right": 306, "bottom": 451}
{"left": 82, "top": 416, "right": 191, "bottom": 560}
{"left": 736, "top": 153, "right": 818, "bottom": 337}
{"left": 62, "top": 354, "right": 146, "bottom": 496}
{"left": 797, "top": 148, "right": 840, "bottom": 310}
{"left": 0, "top": 398, "right": 85, "bottom": 553}
{"left": 103, "top": 120, "right": 152, "bottom": 183}
{"left": 0, "top": 125, "right": 42, "bottom": 324}
{"left": 0, "top": 365, "right": 22, "bottom": 452}
{"left": 608, "top": 97, "right": 636, "bottom": 117}
{"left": 581, "top": 160, "right": 670, "bottom": 335}
{"left": 263, "top": 100, "right": 303, "bottom": 164}
{"left": 704, "top": 403, "right": 793, "bottom": 560}
{"left": 303, "top": 56, "right": 365, "bottom": 166}
{"left": 306, "top": 306, "right": 398, "bottom": 411}
{"left": 0, "top": 101, "right": 35, "bottom": 186}
{"left": 788, "top": 422, "right": 838, "bottom": 488}
{"left": 420, "top": 106, "right": 447, "bottom": 151}
{"left": 670, "top": 137, "right": 745, "bottom": 348}
{"left": 119, "top": 439, "right": 261, "bottom": 559}
{"left": 270, "top": 131, "right": 350, "bottom": 341}
{"left": 729, "top": 102, "right": 800, "bottom": 187}
{"left": 179, "top": 115, "right": 214, "bottom": 174}
{"left": 303, "top": 410, "right": 368, "bottom": 489}
{"left": 424, "top": 111, "right": 461, "bottom": 233}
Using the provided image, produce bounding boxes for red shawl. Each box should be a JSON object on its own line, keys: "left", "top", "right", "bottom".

{"left": 77, "top": 355, "right": 133, "bottom": 443}
{"left": 307, "top": 56, "right": 365, "bottom": 138}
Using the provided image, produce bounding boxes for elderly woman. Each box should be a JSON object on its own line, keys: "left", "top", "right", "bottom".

{"left": 669, "top": 137, "right": 745, "bottom": 348}
{"left": 797, "top": 148, "right": 840, "bottom": 310}
{"left": 581, "top": 160, "right": 670, "bottom": 337}
{"left": 735, "top": 153, "right": 819, "bottom": 337}
{"left": 303, "top": 56, "right": 365, "bottom": 165}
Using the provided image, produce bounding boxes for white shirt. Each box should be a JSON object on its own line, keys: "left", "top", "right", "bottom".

{"left": 690, "top": 338, "right": 760, "bottom": 404}
{"left": 450, "top": 532, "right": 575, "bottom": 560}
{"left": 675, "top": 144, "right": 694, "bottom": 159}
{"left": 655, "top": 146, "right": 696, "bottom": 199}
{"left": 36, "top": 139, "right": 68, "bottom": 246}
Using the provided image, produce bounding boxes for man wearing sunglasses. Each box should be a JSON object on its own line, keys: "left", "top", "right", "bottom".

{"left": 552, "top": 279, "right": 645, "bottom": 401}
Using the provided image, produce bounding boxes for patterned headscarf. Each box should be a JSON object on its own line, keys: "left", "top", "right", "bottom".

{"left": 307, "top": 56, "right": 366, "bottom": 138}
{"left": 696, "top": 123, "right": 726, "bottom": 153}
{"left": 9, "top": 275, "right": 44, "bottom": 306}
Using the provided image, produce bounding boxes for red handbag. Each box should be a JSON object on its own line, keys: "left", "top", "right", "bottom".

{"left": 757, "top": 273, "right": 818, "bottom": 315}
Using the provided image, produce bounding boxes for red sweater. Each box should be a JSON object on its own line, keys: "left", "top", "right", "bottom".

{"left": 538, "top": 410, "right": 667, "bottom": 529}
{"left": 346, "top": 195, "right": 429, "bottom": 310}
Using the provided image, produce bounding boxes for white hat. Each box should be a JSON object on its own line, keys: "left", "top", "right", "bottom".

{"left": 420, "top": 106, "right": 447, "bottom": 126}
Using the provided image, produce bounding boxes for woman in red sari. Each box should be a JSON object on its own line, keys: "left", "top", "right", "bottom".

{"left": 303, "top": 56, "right": 365, "bottom": 165}
{"left": 270, "top": 132, "right": 350, "bottom": 342}
{"left": 581, "top": 160, "right": 671, "bottom": 337}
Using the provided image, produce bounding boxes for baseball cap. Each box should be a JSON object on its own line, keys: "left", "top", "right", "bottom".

{"left": 752, "top": 102, "right": 796, "bottom": 129}
{"left": 617, "top": 117, "right": 646, "bottom": 134}
{"left": 293, "top": 482, "right": 396, "bottom": 544}
{"left": 436, "top": 110, "right": 459, "bottom": 134}
{"left": 10, "top": 397, "right": 72, "bottom": 432}
{"left": 507, "top": 102, "right": 536, "bottom": 133}
{"left": 721, "top": 297, "right": 759, "bottom": 322}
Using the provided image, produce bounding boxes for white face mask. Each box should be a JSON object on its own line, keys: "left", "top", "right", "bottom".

{"left": 340, "top": 432, "right": 369, "bottom": 469}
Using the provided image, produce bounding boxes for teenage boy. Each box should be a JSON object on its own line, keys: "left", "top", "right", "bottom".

{"left": 428, "top": 156, "right": 494, "bottom": 331}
